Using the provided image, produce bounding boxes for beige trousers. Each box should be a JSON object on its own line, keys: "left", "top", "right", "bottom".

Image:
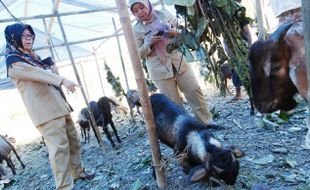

{"left": 37, "top": 115, "right": 84, "bottom": 190}
{"left": 154, "top": 67, "right": 212, "bottom": 125}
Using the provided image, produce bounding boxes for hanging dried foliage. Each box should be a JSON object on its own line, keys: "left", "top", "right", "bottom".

{"left": 169, "top": 0, "right": 252, "bottom": 96}
{"left": 104, "top": 63, "right": 124, "bottom": 99}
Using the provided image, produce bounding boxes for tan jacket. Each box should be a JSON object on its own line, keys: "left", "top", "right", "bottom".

{"left": 132, "top": 10, "right": 189, "bottom": 81}
{"left": 8, "top": 62, "right": 71, "bottom": 127}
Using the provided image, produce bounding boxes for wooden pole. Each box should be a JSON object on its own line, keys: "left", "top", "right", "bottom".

{"left": 47, "top": 0, "right": 61, "bottom": 34}
{"left": 301, "top": 0, "right": 310, "bottom": 148}
{"left": 79, "top": 63, "right": 90, "bottom": 99}
{"left": 115, "top": 0, "right": 167, "bottom": 188}
{"left": 42, "top": 18, "right": 56, "bottom": 61}
{"left": 93, "top": 47, "right": 106, "bottom": 96}
{"left": 55, "top": 11, "right": 105, "bottom": 150}
{"left": 112, "top": 17, "right": 130, "bottom": 92}
{"left": 24, "top": 0, "right": 29, "bottom": 17}
{"left": 255, "top": 0, "right": 265, "bottom": 40}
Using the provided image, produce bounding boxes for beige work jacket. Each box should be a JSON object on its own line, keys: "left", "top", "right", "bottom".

{"left": 132, "top": 9, "right": 189, "bottom": 81}
{"left": 8, "top": 62, "right": 71, "bottom": 127}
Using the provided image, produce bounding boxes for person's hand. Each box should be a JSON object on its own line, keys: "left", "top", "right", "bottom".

{"left": 166, "top": 29, "right": 178, "bottom": 38}
{"left": 150, "top": 34, "right": 162, "bottom": 45}
{"left": 50, "top": 65, "right": 59, "bottom": 74}
{"left": 62, "top": 78, "right": 79, "bottom": 93}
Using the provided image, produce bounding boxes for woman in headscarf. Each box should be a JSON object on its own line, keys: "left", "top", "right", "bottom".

{"left": 5, "top": 23, "right": 95, "bottom": 190}
{"left": 129, "top": 0, "right": 214, "bottom": 126}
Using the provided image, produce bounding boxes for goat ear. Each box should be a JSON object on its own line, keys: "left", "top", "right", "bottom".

{"left": 187, "top": 164, "right": 208, "bottom": 184}
{"left": 230, "top": 147, "right": 245, "bottom": 158}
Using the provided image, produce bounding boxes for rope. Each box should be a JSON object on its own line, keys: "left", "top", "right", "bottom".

{"left": 156, "top": 145, "right": 190, "bottom": 171}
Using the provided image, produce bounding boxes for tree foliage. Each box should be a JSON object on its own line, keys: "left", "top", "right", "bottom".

{"left": 104, "top": 63, "right": 124, "bottom": 99}
{"left": 168, "top": 0, "right": 252, "bottom": 96}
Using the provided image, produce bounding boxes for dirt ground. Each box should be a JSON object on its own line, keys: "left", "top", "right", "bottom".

{"left": 1, "top": 86, "right": 310, "bottom": 190}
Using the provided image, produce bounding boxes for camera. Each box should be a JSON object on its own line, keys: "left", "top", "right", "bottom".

{"left": 41, "top": 57, "right": 55, "bottom": 66}
{"left": 155, "top": 31, "right": 165, "bottom": 36}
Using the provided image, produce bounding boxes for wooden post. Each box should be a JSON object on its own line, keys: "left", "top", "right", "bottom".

{"left": 301, "top": 0, "right": 310, "bottom": 148}
{"left": 255, "top": 0, "right": 265, "bottom": 40}
{"left": 42, "top": 18, "right": 55, "bottom": 61}
{"left": 24, "top": 0, "right": 29, "bottom": 17}
{"left": 93, "top": 47, "right": 106, "bottom": 96}
{"left": 47, "top": 0, "right": 61, "bottom": 34}
{"left": 115, "top": 0, "right": 167, "bottom": 188}
{"left": 79, "top": 63, "right": 90, "bottom": 100}
{"left": 112, "top": 17, "right": 130, "bottom": 92}
{"left": 55, "top": 11, "right": 105, "bottom": 150}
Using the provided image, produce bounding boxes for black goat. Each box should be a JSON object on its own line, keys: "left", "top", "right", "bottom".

{"left": 79, "top": 99, "right": 121, "bottom": 147}
{"left": 97, "top": 96, "right": 122, "bottom": 146}
{"left": 150, "top": 94, "right": 244, "bottom": 185}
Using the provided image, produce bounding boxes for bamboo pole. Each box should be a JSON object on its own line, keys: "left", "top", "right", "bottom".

{"left": 112, "top": 17, "right": 130, "bottom": 91}
{"left": 24, "top": 0, "right": 29, "bottom": 17}
{"left": 55, "top": 11, "right": 105, "bottom": 150}
{"left": 47, "top": 0, "right": 61, "bottom": 34}
{"left": 301, "top": 0, "right": 310, "bottom": 148}
{"left": 93, "top": 47, "right": 106, "bottom": 96}
{"left": 115, "top": 0, "right": 167, "bottom": 188}
{"left": 79, "top": 63, "right": 90, "bottom": 99}
{"left": 42, "top": 18, "right": 55, "bottom": 61}
{"left": 255, "top": 0, "right": 265, "bottom": 40}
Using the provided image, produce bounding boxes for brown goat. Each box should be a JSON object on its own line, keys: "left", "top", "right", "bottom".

{"left": 249, "top": 22, "right": 307, "bottom": 113}
{"left": 0, "top": 135, "right": 25, "bottom": 175}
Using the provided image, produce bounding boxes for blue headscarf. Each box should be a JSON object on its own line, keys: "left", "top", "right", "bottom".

{"left": 4, "top": 23, "right": 49, "bottom": 74}
{"left": 4, "top": 23, "right": 74, "bottom": 111}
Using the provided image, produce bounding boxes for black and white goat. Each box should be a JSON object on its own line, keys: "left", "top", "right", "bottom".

{"left": 77, "top": 109, "right": 91, "bottom": 144}
{"left": 123, "top": 89, "right": 142, "bottom": 123}
{"left": 150, "top": 93, "right": 244, "bottom": 185}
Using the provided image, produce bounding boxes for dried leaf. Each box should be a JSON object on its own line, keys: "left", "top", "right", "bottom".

{"left": 285, "top": 158, "right": 297, "bottom": 168}
{"left": 262, "top": 118, "right": 279, "bottom": 130}
{"left": 131, "top": 179, "right": 142, "bottom": 190}
{"left": 195, "top": 17, "right": 207, "bottom": 41}
{"left": 271, "top": 148, "right": 288, "bottom": 154}
{"left": 253, "top": 154, "right": 274, "bottom": 165}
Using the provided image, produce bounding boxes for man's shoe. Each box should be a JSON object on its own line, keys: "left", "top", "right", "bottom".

{"left": 74, "top": 172, "right": 96, "bottom": 181}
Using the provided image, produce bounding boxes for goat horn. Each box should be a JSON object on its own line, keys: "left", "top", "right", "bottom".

{"left": 269, "top": 22, "right": 294, "bottom": 42}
